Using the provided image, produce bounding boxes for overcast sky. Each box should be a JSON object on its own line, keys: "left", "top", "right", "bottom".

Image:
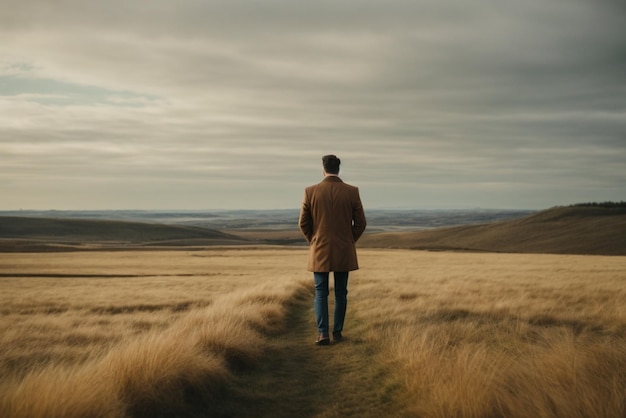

{"left": 1, "top": 0, "right": 625, "bottom": 210}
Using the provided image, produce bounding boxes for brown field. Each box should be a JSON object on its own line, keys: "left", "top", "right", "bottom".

{"left": 1, "top": 248, "right": 626, "bottom": 417}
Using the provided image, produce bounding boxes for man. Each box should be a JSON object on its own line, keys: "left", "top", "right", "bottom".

{"left": 298, "top": 155, "right": 367, "bottom": 346}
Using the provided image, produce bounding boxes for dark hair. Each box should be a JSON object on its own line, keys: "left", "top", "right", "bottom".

{"left": 322, "top": 154, "right": 341, "bottom": 174}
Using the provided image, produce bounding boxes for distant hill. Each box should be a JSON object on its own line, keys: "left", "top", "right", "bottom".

{"left": 3, "top": 206, "right": 625, "bottom": 254}
{"left": 0, "top": 217, "right": 249, "bottom": 251}
{"left": 360, "top": 206, "right": 626, "bottom": 255}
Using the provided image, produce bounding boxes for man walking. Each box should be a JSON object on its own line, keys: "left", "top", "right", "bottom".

{"left": 299, "top": 155, "right": 367, "bottom": 345}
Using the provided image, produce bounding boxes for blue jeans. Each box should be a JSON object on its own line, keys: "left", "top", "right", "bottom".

{"left": 313, "top": 272, "right": 349, "bottom": 336}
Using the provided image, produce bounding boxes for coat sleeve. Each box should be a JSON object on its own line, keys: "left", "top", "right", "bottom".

{"left": 298, "top": 190, "right": 313, "bottom": 243}
{"left": 351, "top": 188, "right": 366, "bottom": 242}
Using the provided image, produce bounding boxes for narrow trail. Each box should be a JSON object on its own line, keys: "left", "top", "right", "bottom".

{"left": 205, "top": 287, "right": 406, "bottom": 417}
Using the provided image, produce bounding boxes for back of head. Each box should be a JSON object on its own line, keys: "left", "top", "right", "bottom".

{"left": 322, "top": 154, "right": 341, "bottom": 174}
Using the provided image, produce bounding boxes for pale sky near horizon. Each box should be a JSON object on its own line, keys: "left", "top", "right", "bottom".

{"left": 1, "top": 0, "right": 625, "bottom": 210}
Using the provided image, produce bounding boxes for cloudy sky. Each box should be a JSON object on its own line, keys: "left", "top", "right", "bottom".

{"left": 1, "top": 0, "right": 625, "bottom": 210}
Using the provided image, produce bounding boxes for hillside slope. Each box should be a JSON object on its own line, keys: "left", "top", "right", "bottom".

{"left": 360, "top": 206, "right": 626, "bottom": 255}
{"left": 0, "top": 217, "right": 249, "bottom": 251}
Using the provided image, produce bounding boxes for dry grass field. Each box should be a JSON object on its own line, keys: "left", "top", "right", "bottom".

{"left": 1, "top": 248, "right": 625, "bottom": 417}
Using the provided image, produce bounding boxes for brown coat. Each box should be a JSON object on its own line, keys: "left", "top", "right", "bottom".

{"left": 299, "top": 176, "right": 367, "bottom": 272}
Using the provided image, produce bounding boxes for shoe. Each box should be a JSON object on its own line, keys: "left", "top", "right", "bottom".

{"left": 315, "top": 334, "right": 330, "bottom": 346}
{"left": 332, "top": 331, "right": 343, "bottom": 342}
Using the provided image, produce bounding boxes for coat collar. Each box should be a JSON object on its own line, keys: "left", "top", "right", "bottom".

{"left": 322, "top": 175, "right": 343, "bottom": 183}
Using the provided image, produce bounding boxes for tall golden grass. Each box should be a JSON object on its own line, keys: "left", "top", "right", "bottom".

{"left": 1, "top": 248, "right": 625, "bottom": 417}
{"left": 0, "top": 250, "right": 309, "bottom": 418}
{"left": 353, "top": 250, "right": 626, "bottom": 417}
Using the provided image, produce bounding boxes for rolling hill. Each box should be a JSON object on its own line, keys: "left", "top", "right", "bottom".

{"left": 2, "top": 205, "right": 625, "bottom": 254}
{"left": 0, "top": 217, "right": 249, "bottom": 251}
{"left": 360, "top": 205, "right": 626, "bottom": 255}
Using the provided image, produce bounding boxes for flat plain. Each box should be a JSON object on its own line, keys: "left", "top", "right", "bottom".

{"left": 1, "top": 248, "right": 625, "bottom": 417}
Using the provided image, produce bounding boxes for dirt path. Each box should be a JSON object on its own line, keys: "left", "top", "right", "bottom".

{"left": 203, "top": 287, "right": 406, "bottom": 417}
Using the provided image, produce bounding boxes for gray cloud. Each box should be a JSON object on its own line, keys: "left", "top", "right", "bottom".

{"left": 1, "top": 0, "right": 625, "bottom": 209}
